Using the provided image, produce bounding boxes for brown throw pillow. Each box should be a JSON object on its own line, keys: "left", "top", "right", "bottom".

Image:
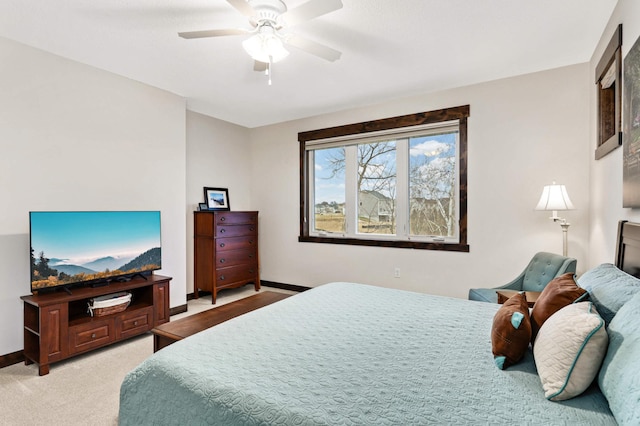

{"left": 491, "top": 292, "right": 532, "bottom": 369}
{"left": 530, "top": 273, "right": 587, "bottom": 345}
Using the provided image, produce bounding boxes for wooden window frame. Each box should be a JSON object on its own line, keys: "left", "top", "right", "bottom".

{"left": 595, "top": 24, "right": 623, "bottom": 160}
{"left": 298, "top": 105, "right": 470, "bottom": 252}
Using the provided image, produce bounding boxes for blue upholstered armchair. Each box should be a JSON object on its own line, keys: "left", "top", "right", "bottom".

{"left": 468, "top": 252, "right": 577, "bottom": 303}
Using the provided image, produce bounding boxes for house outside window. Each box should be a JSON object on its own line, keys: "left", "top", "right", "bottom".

{"left": 299, "top": 105, "right": 469, "bottom": 252}
{"left": 359, "top": 190, "right": 393, "bottom": 228}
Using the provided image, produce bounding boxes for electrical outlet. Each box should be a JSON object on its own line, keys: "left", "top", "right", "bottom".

{"left": 394, "top": 267, "right": 400, "bottom": 278}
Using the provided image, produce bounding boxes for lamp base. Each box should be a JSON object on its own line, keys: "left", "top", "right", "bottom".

{"left": 558, "top": 221, "right": 570, "bottom": 257}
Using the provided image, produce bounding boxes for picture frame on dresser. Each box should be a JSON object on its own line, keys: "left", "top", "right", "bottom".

{"left": 204, "top": 187, "right": 230, "bottom": 211}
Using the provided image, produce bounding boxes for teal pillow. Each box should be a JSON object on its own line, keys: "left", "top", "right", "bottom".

{"left": 577, "top": 263, "right": 640, "bottom": 326}
{"left": 598, "top": 291, "right": 640, "bottom": 425}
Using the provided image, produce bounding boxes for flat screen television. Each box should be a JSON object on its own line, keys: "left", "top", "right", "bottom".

{"left": 30, "top": 211, "right": 162, "bottom": 293}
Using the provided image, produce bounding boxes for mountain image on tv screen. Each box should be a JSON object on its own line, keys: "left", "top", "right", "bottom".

{"left": 30, "top": 211, "right": 162, "bottom": 290}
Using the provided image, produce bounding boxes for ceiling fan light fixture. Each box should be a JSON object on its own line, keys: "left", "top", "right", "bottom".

{"left": 242, "top": 25, "right": 289, "bottom": 63}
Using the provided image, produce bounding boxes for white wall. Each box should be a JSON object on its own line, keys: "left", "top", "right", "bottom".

{"left": 250, "top": 64, "right": 591, "bottom": 299}
{"left": 588, "top": 0, "right": 640, "bottom": 266}
{"left": 0, "top": 37, "right": 187, "bottom": 355}
{"left": 185, "top": 111, "right": 252, "bottom": 293}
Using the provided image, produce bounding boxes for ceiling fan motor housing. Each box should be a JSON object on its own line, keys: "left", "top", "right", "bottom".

{"left": 248, "top": 0, "right": 288, "bottom": 28}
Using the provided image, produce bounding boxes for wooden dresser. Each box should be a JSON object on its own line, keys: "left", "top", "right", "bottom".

{"left": 194, "top": 211, "right": 260, "bottom": 303}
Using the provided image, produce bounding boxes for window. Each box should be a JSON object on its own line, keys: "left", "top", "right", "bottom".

{"left": 595, "top": 23, "right": 622, "bottom": 160}
{"left": 299, "top": 105, "right": 469, "bottom": 252}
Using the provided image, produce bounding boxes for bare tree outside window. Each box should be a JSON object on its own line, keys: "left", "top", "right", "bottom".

{"left": 357, "top": 142, "right": 396, "bottom": 234}
{"left": 316, "top": 142, "right": 397, "bottom": 234}
{"left": 314, "top": 147, "right": 346, "bottom": 233}
{"left": 409, "top": 133, "right": 457, "bottom": 237}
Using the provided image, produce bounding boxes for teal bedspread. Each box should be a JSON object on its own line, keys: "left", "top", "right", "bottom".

{"left": 119, "top": 283, "right": 615, "bottom": 425}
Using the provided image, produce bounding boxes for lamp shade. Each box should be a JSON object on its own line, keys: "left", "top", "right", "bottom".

{"left": 242, "top": 25, "right": 289, "bottom": 64}
{"left": 535, "top": 183, "right": 574, "bottom": 211}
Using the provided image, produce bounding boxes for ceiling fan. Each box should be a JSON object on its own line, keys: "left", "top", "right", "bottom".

{"left": 179, "top": 0, "right": 343, "bottom": 78}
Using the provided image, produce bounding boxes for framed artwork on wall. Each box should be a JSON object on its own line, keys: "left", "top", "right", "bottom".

{"left": 623, "top": 33, "right": 640, "bottom": 207}
{"left": 204, "top": 187, "right": 230, "bottom": 211}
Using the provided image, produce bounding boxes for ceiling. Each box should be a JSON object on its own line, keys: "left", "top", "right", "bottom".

{"left": 0, "top": 0, "right": 617, "bottom": 128}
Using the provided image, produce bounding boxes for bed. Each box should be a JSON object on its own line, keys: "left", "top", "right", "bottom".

{"left": 119, "top": 221, "right": 640, "bottom": 425}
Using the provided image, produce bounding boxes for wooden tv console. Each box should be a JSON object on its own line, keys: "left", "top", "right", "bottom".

{"left": 20, "top": 274, "right": 171, "bottom": 375}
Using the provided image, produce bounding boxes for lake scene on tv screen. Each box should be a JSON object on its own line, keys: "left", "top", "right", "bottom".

{"left": 30, "top": 211, "right": 161, "bottom": 290}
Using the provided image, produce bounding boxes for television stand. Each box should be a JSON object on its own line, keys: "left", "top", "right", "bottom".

{"left": 21, "top": 274, "right": 171, "bottom": 375}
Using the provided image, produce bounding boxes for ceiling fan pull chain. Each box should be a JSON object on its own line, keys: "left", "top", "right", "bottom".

{"left": 267, "top": 56, "right": 273, "bottom": 85}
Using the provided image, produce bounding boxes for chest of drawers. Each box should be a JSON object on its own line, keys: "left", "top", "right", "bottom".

{"left": 193, "top": 211, "right": 260, "bottom": 303}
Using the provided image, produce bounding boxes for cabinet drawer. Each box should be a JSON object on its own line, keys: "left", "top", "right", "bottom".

{"left": 216, "top": 236, "right": 257, "bottom": 251}
{"left": 216, "top": 249, "right": 257, "bottom": 267}
{"left": 216, "top": 264, "right": 258, "bottom": 286}
{"left": 215, "top": 224, "right": 257, "bottom": 238}
{"left": 69, "top": 319, "right": 114, "bottom": 355}
{"left": 116, "top": 307, "right": 153, "bottom": 339}
{"left": 215, "top": 212, "right": 257, "bottom": 225}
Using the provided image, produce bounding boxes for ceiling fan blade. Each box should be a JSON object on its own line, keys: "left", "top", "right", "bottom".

{"left": 226, "top": 0, "right": 256, "bottom": 17}
{"left": 178, "top": 28, "right": 249, "bottom": 39}
{"left": 254, "top": 61, "right": 268, "bottom": 72}
{"left": 286, "top": 34, "right": 342, "bottom": 62}
{"left": 281, "top": 0, "right": 343, "bottom": 27}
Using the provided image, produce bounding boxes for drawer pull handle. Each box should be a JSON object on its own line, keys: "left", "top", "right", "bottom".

{"left": 220, "top": 243, "right": 226, "bottom": 248}
{"left": 220, "top": 275, "right": 225, "bottom": 281}
{"left": 91, "top": 333, "right": 96, "bottom": 339}
{"left": 249, "top": 269, "right": 254, "bottom": 274}
{"left": 248, "top": 254, "right": 253, "bottom": 258}
{"left": 220, "top": 259, "right": 225, "bottom": 263}
{"left": 250, "top": 227, "right": 255, "bottom": 231}
{"left": 249, "top": 240, "right": 254, "bottom": 245}
{"left": 133, "top": 321, "right": 138, "bottom": 326}
{"left": 220, "top": 217, "right": 226, "bottom": 221}
{"left": 220, "top": 229, "right": 226, "bottom": 234}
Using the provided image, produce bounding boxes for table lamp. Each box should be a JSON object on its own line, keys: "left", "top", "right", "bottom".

{"left": 535, "top": 182, "right": 574, "bottom": 256}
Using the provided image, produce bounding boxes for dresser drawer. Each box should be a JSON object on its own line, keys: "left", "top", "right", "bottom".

{"left": 195, "top": 211, "right": 258, "bottom": 237}
{"left": 216, "top": 249, "right": 257, "bottom": 267}
{"left": 215, "top": 211, "right": 257, "bottom": 226}
{"left": 216, "top": 236, "right": 257, "bottom": 251}
{"left": 215, "top": 224, "right": 257, "bottom": 238}
{"left": 116, "top": 306, "right": 153, "bottom": 339}
{"left": 69, "top": 319, "right": 114, "bottom": 354}
{"left": 216, "top": 264, "right": 258, "bottom": 286}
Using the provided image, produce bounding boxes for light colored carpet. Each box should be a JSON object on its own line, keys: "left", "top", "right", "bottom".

{"left": 0, "top": 286, "right": 295, "bottom": 426}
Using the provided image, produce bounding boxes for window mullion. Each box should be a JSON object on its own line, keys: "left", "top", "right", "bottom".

{"left": 395, "top": 138, "right": 409, "bottom": 239}
{"left": 344, "top": 145, "right": 357, "bottom": 237}
{"left": 454, "top": 132, "right": 460, "bottom": 236}
{"left": 307, "top": 150, "right": 316, "bottom": 233}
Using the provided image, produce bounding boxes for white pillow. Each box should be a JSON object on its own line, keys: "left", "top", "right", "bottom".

{"left": 533, "top": 302, "right": 608, "bottom": 401}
